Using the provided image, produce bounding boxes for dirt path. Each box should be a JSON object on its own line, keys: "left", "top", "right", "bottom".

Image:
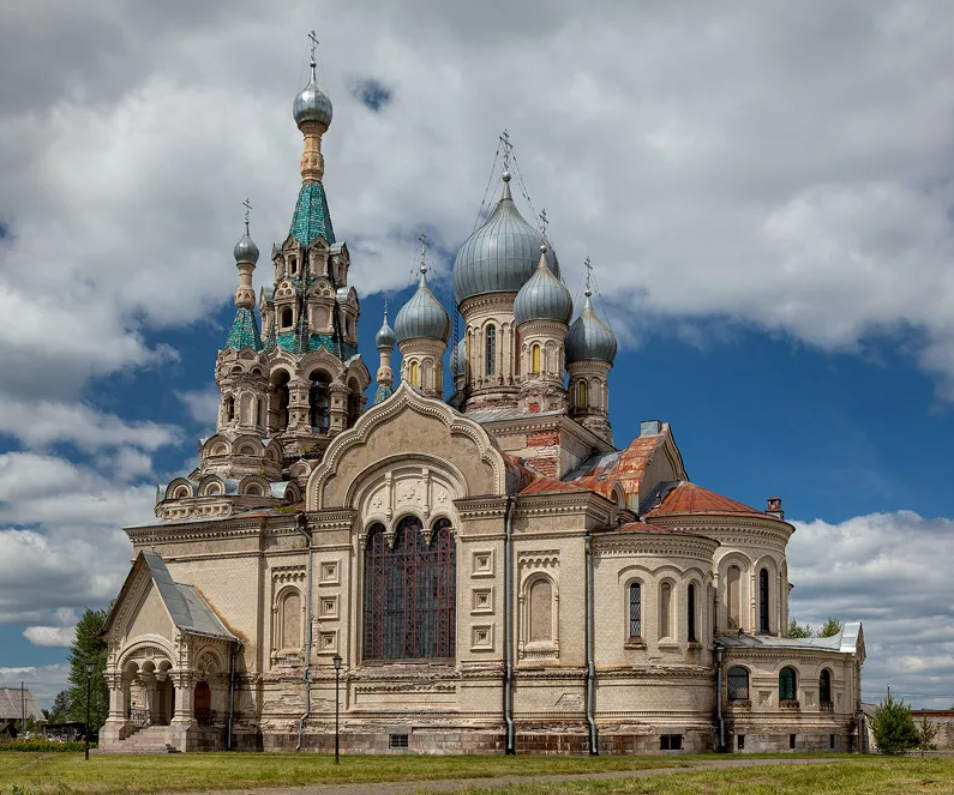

{"left": 172, "top": 756, "right": 853, "bottom": 795}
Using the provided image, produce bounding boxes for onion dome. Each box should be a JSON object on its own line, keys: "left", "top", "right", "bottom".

{"left": 376, "top": 308, "right": 396, "bottom": 349}
{"left": 233, "top": 226, "right": 259, "bottom": 266}
{"left": 450, "top": 337, "right": 468, "bottom": 378}
{"left": 565, "top": 291, "right": 617, "bottom": 364}
{"left": 453, "top": 173, "right": 559, "bottom": 305}
{"left": 514, "top": 246, "right": 573, "bottom": 327}
{"left": 293, "top": 60, "right": 333, "bottom": 128}
{"left": 395, "top": 268, "right": 450, "bottom": 343}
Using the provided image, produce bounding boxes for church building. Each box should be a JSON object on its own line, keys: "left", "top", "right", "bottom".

{"left": 98, "top": 46, "right": 865, "bottom": 755}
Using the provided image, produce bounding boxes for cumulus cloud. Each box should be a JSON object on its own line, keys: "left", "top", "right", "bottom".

{"left": 789, "top": 511, "right": 954, "bottom": 707}
{"left": 23, "top": 626, "right": 77, "bottom": 648}
{"left": 0, "top": 664, "right": 70, "bottom": 707}
{"left": 176, "top": 386, "right": 221, "bottom": 428}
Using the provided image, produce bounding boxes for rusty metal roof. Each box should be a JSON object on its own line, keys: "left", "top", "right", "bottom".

{"left": 644, "top": 481, "right": 765, "bottom": 517}
{"left": 565, "top": 429, "right": 671, "bottom": 501}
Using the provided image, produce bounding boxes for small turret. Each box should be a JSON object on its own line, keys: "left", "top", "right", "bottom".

{"left": 374, "top": 301, "right": 396, "bottom": 404}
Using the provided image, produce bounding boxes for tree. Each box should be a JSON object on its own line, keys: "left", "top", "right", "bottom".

{"left": 65, "top": 609, "right": 110, "bottom": 733}
{"left": 871, "top": 693, "right": 918, "bottom": 755}
{"left": 788, "top": 619, "right": 813, "bottom": 638}
{"left": 46, "top": 690, "right": 71, "bottom": 724}
{"left": 915, "top": 715, "right": 937, "bottom": 755}
{"left": 819, "top": 617, "right": 843, "bottom": 638}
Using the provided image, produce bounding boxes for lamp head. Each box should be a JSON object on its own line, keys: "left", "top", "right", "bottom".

{"left": 332, "top": 653, "right": 342, "bottom": 671}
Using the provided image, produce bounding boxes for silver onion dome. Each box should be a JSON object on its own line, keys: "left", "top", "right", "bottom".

{"left": 565, "top": 292, "right": 617, "bottom": 364}
{"left": 233, "top": 227, "right": 260, "bottom": 266}
{"left": 395, "top": 269, "right": 450, "bottom": 343}
{"left": 376, "top": 311, "right": 397, "bottom": 348}
{"left": 293, "top": 61, "right": 333, "bottom": 127}
{"left": 514, "top": 246, "right": 573, "bottom": 327}
{"left": 450, "top": 337, "right": 468, "bottom": 378}
{"left": 452, "top": 174, "right": 559, "bottom": 305}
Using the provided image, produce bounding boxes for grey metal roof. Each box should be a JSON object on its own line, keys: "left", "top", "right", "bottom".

{"left": 233, "top": 228, "right": 259, "bottom": 265}
{"left": 394, "top": 271, "right": 450, "bottom": 343}
{"left": 376, "top": 313, "right": 396, "bottom": 348}
{"left": 293, "top": 62, "right": 333, "bottom": 127}
{"left": 564, "top": 450, "right": 623, "bottom": 482}
{"left": 565, "top": 293, "right": 617, "bottom": 364}
{"left": 462, "top": 407, "right": 564, "bottom": 424}
{"left": 0, "top": 688, "right": 44, "bottom": 721}
{"left": 453, "top": 178, "right": 560, "bottom": 305}
{"left": 450, "top": 337, "right": 468, "bottom": 378}
{"left": 716, "top": 622, "right": 863, "bottom": 655}
{"left": 514, "top": 251, "right": 573, "bottom": 326}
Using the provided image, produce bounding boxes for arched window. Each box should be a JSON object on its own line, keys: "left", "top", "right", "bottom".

{"left": 576, "top": 380, "right": 588, "bottom": 409}
{"left": 759, "top": 568, "right": 770, "bottom": 633}
{"left": 363, "top": 517, "right": 456, "bottom": 660}
{"left": 819, "top": 669, "right": 832, "bottom": 705}
{"left": 528, "top": 578, "right": 553, "bottom": 642}
{"left": 270, "top": 371, "right": 291, "bottom": 432}
{"left": 727, "top": 667, "right": 750, "bottom": 701}
{"left": 485, "top": 326, "right": 497, "bottom": 376}
{"left": 281, "top": 307, "right": 294, "bottom": 328}
{"left": 687, "top": 583, "right": 698, "bottom": 642}
{"left": 410, "top": 361, "right": 420, "bottom": 387}
{"left": 224, "top": 395, "right": 235, "bottom": 423}
{"left": 279, "top": 590, "right": 301, "bottom": 651}
{"left": 629, "top": 582, "right": 642, "bottom": 639}
{"left": 531, "top": 344, "right": 541, "bottom": 374}
{"left": 779, "top": 667, "right": 797, "bottom": 701}
{"left": 309, "top": 373, "right": 329, "bottom": 431}
{"left": 726, "top": 565, "right": 742, "bottom": 631}
{"left": 659, "top": 581, "right": 673, "bottom": 639}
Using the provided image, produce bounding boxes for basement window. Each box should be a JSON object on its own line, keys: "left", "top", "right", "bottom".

{"left": 789, "top": 734, "right": 797, "bottom": 750}
{"left": 659, "top": 734, "right": 683, "bottom": 751}
{"left": 389, "top": 734, "right": 409, "bottom": 749}
{"left": 830, "top": 733, "right": 836, "bottom": 750}
{"left": 737, "top": 735, "right": 745, "bottom": 751}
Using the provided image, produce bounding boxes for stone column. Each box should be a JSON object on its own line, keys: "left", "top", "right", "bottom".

{"left": 328, "top": 384, "right": 349, "bottom": 433}
{"left": 171, "top": 672, "right": 195, "bottom": 725}
{"left": 287, "top": 378, "right": 311, "bottom": 432}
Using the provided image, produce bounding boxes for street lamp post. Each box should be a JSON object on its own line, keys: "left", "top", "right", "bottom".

{"left": 84, "top": 660, "right": 94, "bottom": 761}
{"left": 332, "top": 653, "right": 342, "bottom": 765}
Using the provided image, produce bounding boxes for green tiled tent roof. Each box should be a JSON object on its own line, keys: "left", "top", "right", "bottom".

{"left": 373, "top": 384, "right": 393, "bottom": 405}
{"left": 290, "top": 181, "right": 335, "bottom": 246}
{"left": 276, "top": 332, "right": 357, "bottom": 360}
{"left": 226, "top": 308, "right": 263, "bottom": 352}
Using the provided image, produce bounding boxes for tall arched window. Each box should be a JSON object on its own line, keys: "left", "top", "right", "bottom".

{"left": 819, "top": 669, "right": 832, "bottom": 705}
{"left": 309, "top": 373, "right": 329, "bottom": 431}
{"left": 363, "top": 517, "right": 456, "bottom": 660}
{"left": 576, "top": 380, "right": 588, "bottom": 409}
{"left": 687, "top": 583, "right": 698, "bottom": 642}
{"left": 531, "top": 344, "right": 541, "bottom": 374}
{"left": 281, "top": 307, "right": 294, "bottom": 328}
{"left": 726, "top": 565, "right": 742, "bottom": 630}
{"left": 659, "top": 581, "right": 673, "bottom": 639}
{"left": 224, "top": 395, "right": 235, "bottom": 423}
{"left": 727, "top": 667, "right": 750, "bottom": 700}
{"left": 779, "top": 666, "right": 797, "bottom": 701}
{"left": 410, "top": 361, "right": 420, "bottom": 387}
{"left": 270, "top": 371, "right": 291, "bottom": 432}
{"left": 629, "top": 582, "right": 642, "bottom": 639}
{"left": 759, "top": 568, "right": 770, "bottom": 633}
{"left": 485, "top": 326, "right": 497, "bottom": 376}
{"left": 528, "top": 578, "right": 553, "bottom": 643}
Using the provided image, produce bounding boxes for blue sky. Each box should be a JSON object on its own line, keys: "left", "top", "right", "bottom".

{"left": 1, "top": 0, "right": 954, "bottom": 708}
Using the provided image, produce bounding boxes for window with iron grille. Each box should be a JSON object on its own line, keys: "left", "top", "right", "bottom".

{"left": 659, "top": 734, "right": 683, "bottom": 750}
{"left": 759, "top": 568, "right": 770, "bottom": 633}
{"left": 779, "top": 667, "right": 797, "bottom": 701}
{"left": 363, "top": 517, "right": 456, "bottom": 661}
{"left": 819, "top": 669, "right": 832, "bottom": 704}
{"left": 389, "top": 734, "right": 409, "bottom": 749}
{"left": 727, "top": 666, "right": 749, "bottom": 700}
{"left": 485, "top": 326, "right": 497, "bottom": 376}
{"left": 628, "top": 582, "right": 642, "bottom": 638}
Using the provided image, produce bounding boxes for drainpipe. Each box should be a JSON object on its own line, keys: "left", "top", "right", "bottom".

{"left": 227, "top": 643, "right": 237, "bottom": 751}
{"left": 715, "top": 646, "right": 725, "bottom": 752}
{"left": 296, "top": 512, "right": 314, "bottom": 752}
{"left": 585, "top": 534, "right": 598, "bottom": 755}
{"left": 503, "top": 497, "right": 516, "bottom": 754}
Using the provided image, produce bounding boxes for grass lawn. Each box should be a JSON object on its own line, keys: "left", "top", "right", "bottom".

{"left": 1, "top": 753, "right": 952, "bottom": 795}
{"left": 0, "top": 751, "right": 691, "bottom": 795}
{"left": 446, "top": 758, "right": 954, "bottom": 795}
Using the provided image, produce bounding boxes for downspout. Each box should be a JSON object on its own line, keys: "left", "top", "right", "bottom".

{"left": 503, "top": 496, "right": 516, "bottom": 754}
{"left": 296, "top": 512, "right": 314, "bottom": 752}
{"left": 715, "top": 646, "right": 725, "bottom": 752}
{"left": 585, "top": 534, "right": 598, "bottom": 755}
{"left": 226, "top": 643, "right": 237, "bottom": 751}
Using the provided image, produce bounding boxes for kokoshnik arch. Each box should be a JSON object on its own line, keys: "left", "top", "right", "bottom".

{"left": 97, "top": 41, "right": 865, "bottom": 755}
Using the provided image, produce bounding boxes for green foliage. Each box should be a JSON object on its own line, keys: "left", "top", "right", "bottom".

{"left": 0, "top": 740, "right": 90, "bottom": 752}
{"left": 788, "top": 619, "right": 813, "bottom": 638}
{"left": 64, "top": 609, "right": 109, "bottom": 732}
{"left": 45, "top": 691, "right": 70, "bottom": 725}
{"left": 819, "top": 617, "right": 843, "bottom": 638}
{"left": 915, "top": 715, "right": 937, "bottom": 753}
{"left": 872, "top": 693, "right": 919, "bottom": 755}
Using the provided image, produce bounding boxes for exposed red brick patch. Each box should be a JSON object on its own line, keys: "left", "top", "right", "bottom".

{"left": 528, "top": 430, "right": 560, "bottom": 448}
{"left": 528, "top": 402, "right": 541, "bottom": 414}
{"left": 525, "top": 457, "right": 558, "bottom": 477}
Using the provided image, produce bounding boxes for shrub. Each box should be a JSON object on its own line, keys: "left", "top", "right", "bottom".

{"left": 871, "top": 693, "right": 918, "bottom": 755}
{"left": 0, "top": 739, "right": 93, "bottom": 753}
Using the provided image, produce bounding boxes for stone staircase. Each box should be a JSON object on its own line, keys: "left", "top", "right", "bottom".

{"left": 97, "top": 725, "right": 180, "bottom": 754}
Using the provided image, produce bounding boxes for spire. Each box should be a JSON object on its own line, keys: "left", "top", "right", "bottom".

{"left": 226, "top": 201, "right": 263, "bottom": 352}
{"left": 374, "top": 297, "right": 396, "bottom": 405}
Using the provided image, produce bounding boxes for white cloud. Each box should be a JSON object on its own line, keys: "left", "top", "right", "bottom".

{"left": 176, "top": 386, "right": 220, "bottom": 427}
{"left": 789, "top": 511, "right": 954, "bottom": 708}
{"left": 0, "top": 664, "right": 70, "bottom": 708}
{"left": 23, "top": 626, "right": 76, "bottom": 648}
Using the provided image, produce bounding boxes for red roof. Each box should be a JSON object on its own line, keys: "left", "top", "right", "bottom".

{"left": 617, "top": 522, "right": 693, "bottom": 535}
{"left": 568, "top": 431, "right": 670, "bottom": 500}
{"left": 646, "top": 482, "right": 765, "bottom": 517}
{"left": 520, "top": 476, "right": 588, "bottom": 495}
